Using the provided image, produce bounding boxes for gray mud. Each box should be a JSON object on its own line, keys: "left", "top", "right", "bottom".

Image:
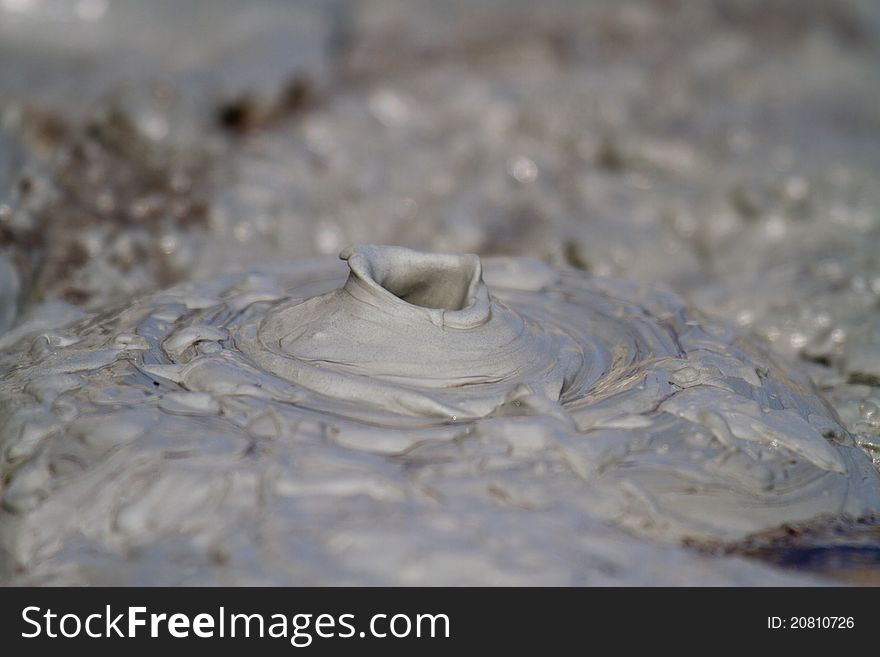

{"left": 1, "top": 0, "right": 879, "bottom": 585}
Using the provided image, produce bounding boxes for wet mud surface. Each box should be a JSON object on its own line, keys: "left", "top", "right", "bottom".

{"left": 1, "top": 0, "right": 879, "bottom": 584}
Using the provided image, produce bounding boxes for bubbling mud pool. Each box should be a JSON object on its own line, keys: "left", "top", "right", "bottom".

{"left": 2, "top": 0, "right": 880, "bottom": 585}
{"left": 1, "top": 245, "right": 877, "bottom": 585}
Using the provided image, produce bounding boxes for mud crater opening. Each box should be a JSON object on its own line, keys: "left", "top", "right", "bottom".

{"left": 353, "top": 247, "right": 481, "bottom": 311}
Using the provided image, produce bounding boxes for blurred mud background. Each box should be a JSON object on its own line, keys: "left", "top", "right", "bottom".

{"left": 1, "top": 0, "right": 879, "bottom": 581}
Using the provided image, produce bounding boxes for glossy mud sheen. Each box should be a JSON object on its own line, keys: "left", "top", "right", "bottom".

{"left": 1, "top": 245, "right": 877, "bottom": 585}
{"left": 2, "top": 0, "right": 880, "bottom": 584}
